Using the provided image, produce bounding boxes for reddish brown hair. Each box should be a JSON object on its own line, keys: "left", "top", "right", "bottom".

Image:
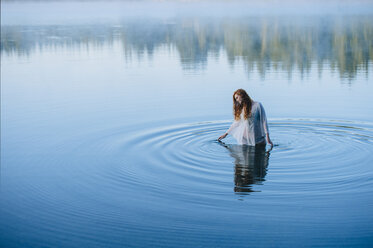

{"left": 233, "top": 89, "right": 252, "bottom": 120}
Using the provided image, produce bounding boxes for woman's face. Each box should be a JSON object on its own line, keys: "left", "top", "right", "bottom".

{"left": 234, "top": 94, "right": 242, "bottom": 104}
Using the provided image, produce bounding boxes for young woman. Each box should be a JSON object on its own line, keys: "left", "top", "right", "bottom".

{"left": 218, "top": 89, "right": 273, "bottom": 148}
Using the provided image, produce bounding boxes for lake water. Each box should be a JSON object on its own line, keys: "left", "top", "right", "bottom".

{"left": 1, "top": 1, "right": 373, "bottom": 247}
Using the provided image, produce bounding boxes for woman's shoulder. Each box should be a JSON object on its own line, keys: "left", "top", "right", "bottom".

{"left": 252, "top": 101, "right": 265, "bottom": 112}
{"left": 252, "top": 101, "right": 261, "bottom": 107}
{"left": 253, "top": 101, "right": 264, "bottom": 107}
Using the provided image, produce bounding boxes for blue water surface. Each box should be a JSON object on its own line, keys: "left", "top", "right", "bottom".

{"left": 1, "top": 1, "right": 373, "bottom": 247}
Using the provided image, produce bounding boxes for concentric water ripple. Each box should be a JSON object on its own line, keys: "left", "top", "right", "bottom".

{"left": 8, "top": 118, "right": 373, "bottom": 208}
{"left": 73, "top": 118, "right": 373, "bottom": 200}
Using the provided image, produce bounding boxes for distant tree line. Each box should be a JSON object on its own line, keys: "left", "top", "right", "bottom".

{"left": 1, "top": 16, "right": 372, "bottom": 80}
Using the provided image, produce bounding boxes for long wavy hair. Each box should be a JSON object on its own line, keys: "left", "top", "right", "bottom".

{"left": 233, "top": 89, "right": 253, "bottom": 120}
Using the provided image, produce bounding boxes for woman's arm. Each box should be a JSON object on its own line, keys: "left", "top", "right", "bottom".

{"left": 218, "top": 120, "right": 239, "bottom": 141}
{"left": 260, "top": 103, "right": 273, "bottom": 148}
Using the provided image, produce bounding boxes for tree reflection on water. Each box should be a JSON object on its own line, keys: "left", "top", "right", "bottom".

{"left": 1, "top": 16, "right": 372, "bottom": 80}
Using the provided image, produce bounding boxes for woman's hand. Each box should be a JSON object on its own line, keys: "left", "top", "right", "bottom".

{"left": 267, "top": 136, "right": 273, "bottom": 149}
{"left": 218, "top": 133, "right": 228, "bottom": 141}
{"left": 266, "top": 133, "right": 273, "bottom": 148}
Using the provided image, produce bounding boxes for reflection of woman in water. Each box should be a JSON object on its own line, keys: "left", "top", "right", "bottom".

{"left": 218, "top": 89, "right": 273, "bottom": 148}
{"left": 220, "top": 143, "right": 269, "bottom": 194}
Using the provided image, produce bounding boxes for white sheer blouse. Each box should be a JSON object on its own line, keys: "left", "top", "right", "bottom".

{"left": 227, "top": 101, "right": 269, "bottom": 146}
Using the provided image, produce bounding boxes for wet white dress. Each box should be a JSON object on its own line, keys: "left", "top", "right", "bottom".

{"left": 227, "top": 101, "right": 269, "bottom": 146}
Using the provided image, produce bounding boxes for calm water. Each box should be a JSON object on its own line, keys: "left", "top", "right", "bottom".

{"left": 1, "top": 1, "right": 373, "bottom": 247}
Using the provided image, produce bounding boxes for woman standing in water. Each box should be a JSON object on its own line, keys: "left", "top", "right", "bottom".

{"left": 218, "top": 89, "right": 273, "bottom": 148}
